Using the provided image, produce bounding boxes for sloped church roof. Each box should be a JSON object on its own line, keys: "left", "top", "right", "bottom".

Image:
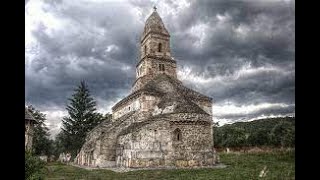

{"left": 113, "top": 73, "right": 211, "bottom": 114}
{"left": 142, "top": 8, "right": 170, "bottom": 40}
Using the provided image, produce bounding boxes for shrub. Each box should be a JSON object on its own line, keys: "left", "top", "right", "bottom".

{"left": 25, "top": 151, "right": 46, "bottom": 180}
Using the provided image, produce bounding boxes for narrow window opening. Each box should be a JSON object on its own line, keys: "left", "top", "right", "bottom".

{"left": 159, "top": 64, "right": 165, "bottom": 71}
{"left": 173, "top": 128, "right": 182, "bottom": 141}
{"left": 144, "top": 45, "right": 147, "bottom": 55}
{"left": 158, "top": 43, "right": 162, "bottom": 52}
{"left": 139, "top": 66, "right": 143, "bottom": 76}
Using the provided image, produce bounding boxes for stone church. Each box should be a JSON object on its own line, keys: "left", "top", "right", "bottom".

{"left": 75, "top": 8, "right": 217, "bottom": 168}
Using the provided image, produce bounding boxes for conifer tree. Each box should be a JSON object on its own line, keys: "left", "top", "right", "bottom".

{"left": 60, "top": 81, "right": 103, "bottom": 157}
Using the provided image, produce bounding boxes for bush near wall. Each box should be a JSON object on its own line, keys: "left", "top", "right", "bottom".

{"left": 25, "top": 151, "right": 46, "bottom": 180}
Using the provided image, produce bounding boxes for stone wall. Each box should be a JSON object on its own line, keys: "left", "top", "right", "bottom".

{"left": 113, "top": 94, "right": 161, "bottom": 120}
{"left": 132, "top": 57, "right": 177, "bottom": 92}
{"left": 76, "top": 111, "right": 215, "bottom": 168}
{"left": 141, "top": 34, "right": 171, "bottom": 58}
{"left": 140, "top": 95, "right": 160, "bottom": 112}
{"left": 117, "top": 120, "right": 170, "bottom": 168}
{"left": 114, "top": 74, "right": 212, "bottom": 120}
{"left": 76, "top": 111, "right": 151, "bottom": 168}
{"left": 116, "top": 113, "right": 215, "bottom": 168}
{"left": 113, "top": 97, "right": 141, "bottom": 119}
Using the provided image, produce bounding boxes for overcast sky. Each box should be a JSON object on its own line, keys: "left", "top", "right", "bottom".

{"left": 25, "top": 0, "right": 295, "bottom": 138}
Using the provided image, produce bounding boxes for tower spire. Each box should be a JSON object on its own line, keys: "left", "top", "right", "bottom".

{"left": 132, "top": 9, "right": 176, "bottom": 92}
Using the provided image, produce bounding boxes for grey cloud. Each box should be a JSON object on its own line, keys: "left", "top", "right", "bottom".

{"left": 166, "top": 0, "right": 294, "bottom": 114}
{"left": 216, "top": 104, "right": 295, "bottom": 122}
{"left": 26, "top": 0, "right": 142, "bottom": 109}
{"left": 182, "top": 63, "right": 294, "bottom": 107}
{"left": 165, "top": 0, "right": 295, "bottom": 70}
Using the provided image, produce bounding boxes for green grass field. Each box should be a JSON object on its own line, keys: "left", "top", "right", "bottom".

{"left": 43, "top": 150, "right": 294, "bottom": 180}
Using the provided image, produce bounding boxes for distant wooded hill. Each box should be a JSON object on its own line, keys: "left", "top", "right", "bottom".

{"left": 214, "top": 117, "right": 295, "bottom": 148}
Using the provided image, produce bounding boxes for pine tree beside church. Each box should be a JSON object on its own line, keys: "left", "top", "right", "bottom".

{"left": 61, "top": 81, "right": 103, "bottom": 158}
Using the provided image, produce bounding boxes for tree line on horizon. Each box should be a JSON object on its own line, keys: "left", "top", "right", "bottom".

{"left": 213, "top": 116, "right": 295, "bottom": 149}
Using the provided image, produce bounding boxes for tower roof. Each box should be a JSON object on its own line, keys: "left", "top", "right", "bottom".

{"left": 142, "top": 8, "right": 170, "bottom": 39}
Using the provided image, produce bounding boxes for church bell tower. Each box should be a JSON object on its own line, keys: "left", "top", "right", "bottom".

{"left": 132, "top": 7, "right": 177, "bottom": 92}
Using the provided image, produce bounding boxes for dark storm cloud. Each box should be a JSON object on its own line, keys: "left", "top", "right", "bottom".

{"left": 26, "top": 0, "right": 294, "bottom": 136}
{"left": 33, "top": 1, "right": 142, "bottom": 63}
{"left": 157, "top": 0, "right": 294, "bottom": 121}
{"left": 26, "top": 0, "right": 142, "bottom": 110}
{"left": 180, "top": 63, "right": 294, "bottom": 107}
{"left": 171, "top": 0, "right": 295, "bottom": 66}
{"left": 131, "top": 0, "right": 295, "bottom": 115}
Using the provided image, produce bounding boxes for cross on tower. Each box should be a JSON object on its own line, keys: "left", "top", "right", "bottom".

{"left": 153, "top": 6, "right": 157, "bottom": 11}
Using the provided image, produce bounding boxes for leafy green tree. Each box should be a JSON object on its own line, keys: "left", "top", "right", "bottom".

{"left": 247, "top": 129, "right": 271, "bottom": 146}
{"left": 216, "top": 126, "right": 247, "bottom": 148}
{"left": 52, "top": 132, "right": 68, "bottom": 159}
{"left": 213, "top": 122, "right": 223, "bottom": 148}
{"left": 223, "top": 127, "right": 247, "bottom": 148}
{"left": 213, "top": 117, "right": 295, "bottom": 148}
{"left": 26, "top": 105, "right": 53, "bottom": 156}
{"left": 60, "top": 81, "right": 104, "bottom": 158}
{"left": 270, "top": 121, "right": 295, "bottom": 147}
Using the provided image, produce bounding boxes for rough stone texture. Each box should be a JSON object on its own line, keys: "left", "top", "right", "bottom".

{"left": 132, "top": 9, "right": 175, "bottom": 92}
{"left": 75, "top": 9, "right": 217, "bottom": 168}
{"left": 116, "top": 113, "right": 214, "bottom": 168}
{"left": 133, "top": 56, "right": 177, "bottom": 92}
{"left": 113, "top": 74, "right": 212, "bottom": 119}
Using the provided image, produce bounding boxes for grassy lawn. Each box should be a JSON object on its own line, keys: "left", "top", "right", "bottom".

{"left": 43, "top": 150, "right": 294, "bottom": 180}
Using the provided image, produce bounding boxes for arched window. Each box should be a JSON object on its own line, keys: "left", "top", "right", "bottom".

{"left": 158, "top": 43, "right": 162, "bottom": 52}
{"left": 173, "top": 128, "right": 182, "bottom": 141}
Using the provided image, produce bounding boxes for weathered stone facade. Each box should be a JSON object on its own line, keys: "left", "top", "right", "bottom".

{"left": 75, "top": 8, "right": 217, "bottom": 168}
{"left": 116, "top": 113, "right": 214, "bottom": 168}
